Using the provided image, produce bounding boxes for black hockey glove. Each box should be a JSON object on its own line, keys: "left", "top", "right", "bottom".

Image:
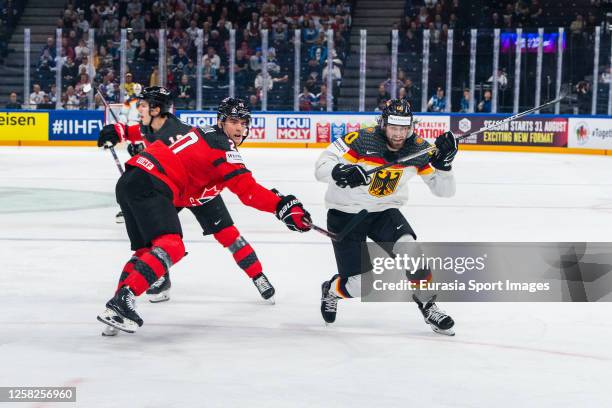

{"left": 275, "top": 194, "right": 312, "bottom": 233}
{"left": 430, "top": 131, "right": 458, "bottom": 171}
{"left": 331, "top": 164, "right": 370, "bottom": 188}
{"left": 127, "top": 142, "right": 145, "bottom": 157}
{"left": 97, "top": 124, "right": 121, "bottom": 148}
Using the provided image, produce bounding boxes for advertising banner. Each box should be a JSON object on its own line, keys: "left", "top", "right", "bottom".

{"left": 567, "top": 117, "right": 612, "bottom": 149}
{"left": 451, "top": 115, "right": 568, "bottom": 147}
{"left": 0, "top": 111, "right": 49, "bottom": 141}
{"left": 48, "top": 110, "right": 104, "bottom": 141}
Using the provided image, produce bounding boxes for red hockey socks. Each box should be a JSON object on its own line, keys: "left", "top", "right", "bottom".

{"left": 117, "top": 234, "right": 185, "bottom": 295}
{"left": 214, "top": 226, "right": 262, "bottom": 279}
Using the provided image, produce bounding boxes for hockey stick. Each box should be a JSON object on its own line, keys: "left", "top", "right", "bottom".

{"left": 306, "top": 209, "right": 368, "bottom": 242}
{"left": 365, "top": 91, "right": 569, "bottom": 176}
{"left": 84, "top": 83, "right": 125, "bottom": 175}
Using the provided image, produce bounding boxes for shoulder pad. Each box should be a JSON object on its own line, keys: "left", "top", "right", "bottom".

{"left": 197, "top": 126, "right": 233, "bottom": 151}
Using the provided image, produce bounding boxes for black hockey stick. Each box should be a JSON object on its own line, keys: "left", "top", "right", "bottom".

{"left": 88, "top": 84, "right": 125, "bottom": 175}
{"left": 365, "top": 91, "right": 569, "bottom": 176}
{"left": 307, "top": 209, "right": 368, "bottom": 242}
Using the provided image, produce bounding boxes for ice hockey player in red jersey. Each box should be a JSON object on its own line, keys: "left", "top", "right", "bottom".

{"left": 97, "top": 89, "right": 277, "bottom": 305}
{"left": 97, "top": 92, "right": 312, "bottom": 334}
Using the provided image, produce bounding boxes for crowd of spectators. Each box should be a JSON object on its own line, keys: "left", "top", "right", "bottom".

{"left": 23, "top": 0, "right": 353, "bottom": 110}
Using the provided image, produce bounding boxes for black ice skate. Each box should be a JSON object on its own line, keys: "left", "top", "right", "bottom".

{"left": 320, "top": 276, "right": 340, "bottom": 324}
{"left": 252, "top": 272, "right": 275, "bottom": 304}
{"left": 97, "top": 286, "right": 143, "bottom": 334}
{"left": 412, "top": 294, "right": 455, "bottom": 336}
{"left": 146, "top": 273, "right": 171, "bottom": 303}
{"left": 115, "top": 210, "right": 124, "bottom": 223}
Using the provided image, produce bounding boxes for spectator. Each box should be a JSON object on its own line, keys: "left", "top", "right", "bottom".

{"left": 175, "top": 74, "right": 193, "bottom": 109}
{"left": 5, "top": 92, "right": 20, "bottom": 109}
{"left": 29, "top": 84, "right": 46, "bottom": 108}
{"left": 48, "top": 84, "right": 58, "bottom": 105}
{"left": 376, "top": 84, "right": 390, "bottom": 111}
{"left": 203, "top": 58, "right": 218, "bottom": 84}
{"left": 182, "top": 59, "right": 197, "bottom": 80}
{"left": 203, "top": 46, "right": 221, "bottom": 70}
{"left": 249, "top": 48, "right": 263, "bottom": 72}
{"left": 172, "top": 47, "right": 189, "bottom": 75}
{"left": 100, "top": 73, "right": 118, "bottom": 102}
{"left": 316, "top": 84, "right": 329, "bottom": 111}
{"left": 298, "top": 86, "right": 316, "bottom": 111}
{"left": 234, "top": 49, "right": 250, "bottom": 86}
{"left": 459, "top": 88, "right": 470, "bottom": 112}
{"left": 427, "top": 87, "right": 446, "bottom": 112}
{"left": 75, "top": 73, "right": 91, "bottom": 107}
{"left": 122, "top": 73, "right": 141, "bottom": 99}
{"left": 477, "top": 90, "right": 492, "bottom": 113}
{"left": 575, "top": 81, "right": 591, "bottom": 114}
{"left": 63, "top": 86, "right": 79, "bottom": 110}
{"left": 133, "top": 39, "right": 151, "bottom": 63}
{"left": 75, "top": 38, "right": 89, "bottom": 61}
{"left": 322, "top": 58, "right": 342, "bottom": 89}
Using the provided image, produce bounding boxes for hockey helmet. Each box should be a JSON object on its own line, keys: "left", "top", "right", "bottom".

{"left": 217, "top": 97, "right": 251, "bottom": 143}
{"left": 379, "top": 98, "right": 414, "bottom": 129}
{"left": 138, "top": 86, "right": 173, "bottom": 115}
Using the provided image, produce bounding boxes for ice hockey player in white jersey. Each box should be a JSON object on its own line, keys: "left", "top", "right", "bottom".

{"left": 314, "top": 98, "right": 458, "bottom": 335}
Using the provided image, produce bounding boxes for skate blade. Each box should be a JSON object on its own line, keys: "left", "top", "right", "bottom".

{"left": 430, "top": 324, "right": 455, "bottom": 336}
{"left": 264, "top": 295, "right": 276, "bottom": 305}
{"left": 115, "top": 215, "right": 125, "bottom": 224}
{"left": 97, "top": 308, "right": 138, "bottom": 333}
{"left": 101, "top": 325, "right": 119, "bottom": 337}
{"left": 148, "top": 291, "right": 170, "bottom": 303}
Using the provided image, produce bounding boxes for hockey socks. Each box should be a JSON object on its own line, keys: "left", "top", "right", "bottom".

{"left": 214, "top": 226, "right": 263, "bottom": 279}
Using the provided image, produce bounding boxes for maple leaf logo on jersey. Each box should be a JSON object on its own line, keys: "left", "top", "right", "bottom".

{"left": 194, "top": 186, "right": 221, "bottom": 205}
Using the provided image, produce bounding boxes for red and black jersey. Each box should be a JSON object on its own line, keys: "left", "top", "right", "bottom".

{"left": 125, "top": 124, "right": 281, "bottom": 213}
{"left": 114, "top": 113, "right": 190, "bottom": 146}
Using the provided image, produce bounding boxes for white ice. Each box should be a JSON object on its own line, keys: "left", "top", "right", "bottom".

{"left": 1, "top": 146, "right": 612, "bottom": 408}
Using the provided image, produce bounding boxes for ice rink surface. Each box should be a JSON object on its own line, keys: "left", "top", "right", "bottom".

{"left": 1, "top": 146, "right": 612, "bottom": 407}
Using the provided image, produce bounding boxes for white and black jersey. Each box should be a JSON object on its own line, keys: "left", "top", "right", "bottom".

{"left": 315, "top": 127, "right": 456, "bottom": 213}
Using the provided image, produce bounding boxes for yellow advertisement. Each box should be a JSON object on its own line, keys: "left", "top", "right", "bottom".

{"left": 0, "top": 112, "right": 49, "bottom": 141}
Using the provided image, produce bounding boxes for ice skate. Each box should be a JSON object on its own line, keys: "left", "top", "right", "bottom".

{"left": 115, "top": 210, "right": 124, "bottom": 223}
{"left": 97, "top": 286, "right": 143, "bottom": 334}
{"left": 252, "top": 272, "right": 275, "bottom": 304}
{"left": 412, "top": 294, "right": 455, "bottom": 336}
{"left": 146, "top": 273, "right": 171, "bottom": 303}
{"left": 320, "top": 276, "right": 340, "bottom": 324}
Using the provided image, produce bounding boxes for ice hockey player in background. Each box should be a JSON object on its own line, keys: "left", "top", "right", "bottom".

{"left": 98, "top": 90, "right": 278, "bottom": 305}
{"left": 314, "top": 99, "right": 457, "bottom": 335}
{"left": 97, "top": 92, "right": 312, "bottom": 334}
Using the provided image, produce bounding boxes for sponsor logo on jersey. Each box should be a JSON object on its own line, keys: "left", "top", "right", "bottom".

{"left": 368, "top": 169, "right": 403, "bottom": 197}
{"left": 575, "top": 122, "right": 589, "bottom": 145}
{"left": 277, "top": 117, "right": 311, "bottom": 140}
{"left": 316, "top": 122, "right": 331, "bottom": 143}
{"left": 250, "top": 116, "right": 265, "bottom": 139}
{"left": 136, "top": 156, "right": 155, "bottom": 171}
{"left": 332, "top": 138, "right": 350, "bottom": 154}
{"left": 226, "top": 150, "right": 244, "bottom": 164}
{"left": 331, "top": 123, "right": 346, "bottom": 142}
{"left": 347, "top": 123, "right": 361, "bottom": 133}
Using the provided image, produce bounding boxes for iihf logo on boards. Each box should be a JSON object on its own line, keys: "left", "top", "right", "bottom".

{"left": 277, "top": 117, "right": 311, "bottom": 140}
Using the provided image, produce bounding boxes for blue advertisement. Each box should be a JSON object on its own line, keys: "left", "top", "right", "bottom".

{"left": 331, "top": 123, "right": 346, "bottom": 142}
{"left": 48, "top": 110, "right": 105, "bottom": 141}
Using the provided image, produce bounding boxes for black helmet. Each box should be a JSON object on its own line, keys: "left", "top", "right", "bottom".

{"left": 378, "top": 98, "right": 413, "bottom": 129}
{"left": 217, "top": 97, "right": 251, "bottom": 144}
{"left": 217, "top": 97, "right": 251, "bottom": 125}
{"left": 138, "top": 86, "right": 173, "bottom": 114}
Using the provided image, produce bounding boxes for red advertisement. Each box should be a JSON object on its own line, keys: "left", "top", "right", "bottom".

{"left": 347, "top": 123, "right": 361, "bottom": 133}
{"left": 316, "top": 122, "right": 331, "bottom": 143}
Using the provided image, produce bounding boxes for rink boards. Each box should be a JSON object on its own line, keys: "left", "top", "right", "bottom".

{"left": 0, "top": 109, "right": 611, "bottom": 154}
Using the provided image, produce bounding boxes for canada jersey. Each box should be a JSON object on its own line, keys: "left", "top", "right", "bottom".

{"left": 126, "top": 125, "right": 280, "bottom": 213}
{"left": 120, "top": 115, "right": 230, "bottom": 206}
{"left": 314, "top": 127, "right": 455, "bottom": 213}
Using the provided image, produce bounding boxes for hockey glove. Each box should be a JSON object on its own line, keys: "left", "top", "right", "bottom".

{"left": 276, "top": 194, "right": 312, "bottom": 232}
{"left": 331, "top": 164, "right": 370, "bottom": 188}
{"left": 127, "top": 142, "right": 145, "bottom": 157}
{"left": 430, "top": 131, "right": 458, "bottom": 171}
{"left": 97, "top": 124, "right": 123, "bottom": 148}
